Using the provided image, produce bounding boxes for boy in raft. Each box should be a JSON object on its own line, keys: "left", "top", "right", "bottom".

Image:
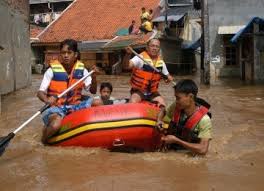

{"left": 128, "top": 38, "right": 173, "bottom": 107}
{"left": 94, "top": 82, "right": 115, "bottom": 105}
{"left": 37, "top": 39, "right": 99, "bottom": 143}
{"left": 94, "top": 82, "right": 128, "bottom": 105}
{"left": 156, "top": 79, "right": 212, "bottom": 155}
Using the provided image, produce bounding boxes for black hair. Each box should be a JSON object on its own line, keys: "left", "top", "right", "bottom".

{"left": 60, "top": 39, "right": 78, "bottom": 52}
{"left": 173, "top": 79, "right": 198, "bottom": 97}
{"left": 100, "top": 82, "right": 113, "bottom": 92}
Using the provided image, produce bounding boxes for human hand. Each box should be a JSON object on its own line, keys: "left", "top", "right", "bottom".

{"left": 156, "top": 120, "right": 164, "bottom": 131}
{"left": 161, "top": 135, "right": 179, "bottom": 144}
{"left": 90, "top": 65, "right": 100, "bottom": 77}
{"left": 46, "top": 96, "right": 58, "bottom": 105}
{"left": 165, "top": 75, "right": 174, "bottom": 84}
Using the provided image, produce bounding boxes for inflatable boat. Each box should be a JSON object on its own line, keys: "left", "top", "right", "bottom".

{"left": 46, "top": 102, "right": 162, "bottom": 151}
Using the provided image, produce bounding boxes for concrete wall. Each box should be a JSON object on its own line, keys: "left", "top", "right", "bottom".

{"left": 0, "top": 0, "right": 31, "bottom": 95}
{"left": 208, "top": 0, "right": 264, "bottom": 82}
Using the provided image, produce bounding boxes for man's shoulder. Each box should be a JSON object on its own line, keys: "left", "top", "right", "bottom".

{"left": 197, "top": 114, "right": 212, "bottom": 129}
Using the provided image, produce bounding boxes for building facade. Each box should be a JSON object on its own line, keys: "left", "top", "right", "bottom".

{"left": 207, "top": 0, "right": 264, "bottom": 83}
{"left": 0, "top": 0, "right": 31, "bottom": 112}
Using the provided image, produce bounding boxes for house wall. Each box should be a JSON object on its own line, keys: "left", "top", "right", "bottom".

{"left": 254, "top": 33, "right": 264, "bottom": 82}
{"left": 208, "top": 0, "right": 264, "bottom": 82}
{"left": 0, "top": 0, "right": 31, "bottom": 95}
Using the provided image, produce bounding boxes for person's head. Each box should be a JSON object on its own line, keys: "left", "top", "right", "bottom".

{"left": 132, "top": 20, "right": 135, "bottom": 25}
{"left": 141, "top": 7, "right": 146, "bottom": 12}
{"left": 173, "top": 79, "right": 198, "bottom": 109}
{"left": 100, "top": 82, "right": 113, "bottom": 100}
{"left": 149, "top": 9, "right": 153, "bottom": 14}
{"left": 146, "top": 38, "right": 160, "bottom": 58}
{"left": 60, "top": 39, "right": 78, "bottom": 66}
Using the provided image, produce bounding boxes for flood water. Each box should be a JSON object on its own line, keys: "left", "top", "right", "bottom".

{"left": 0, "top": 74, "right": 264, "bottom": 191}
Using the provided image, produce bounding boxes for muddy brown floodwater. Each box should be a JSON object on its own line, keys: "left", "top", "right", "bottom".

{"left": 0, "top": 74, "right": 264, "bottom": 191}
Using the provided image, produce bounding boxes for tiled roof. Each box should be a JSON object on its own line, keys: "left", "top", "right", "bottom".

{"left": 38, "top": 0, "right": 160, "bottom": 43}
{"left": 30, "top": 25, "right": 44, "bottom": 38}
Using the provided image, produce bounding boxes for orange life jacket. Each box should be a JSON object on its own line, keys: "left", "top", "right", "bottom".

{"left": 47, "top": 60, "right": 85, "bottom": 106}
{"left": 130, "top": 51, "right": 164, "bottom": 93}
{"left": 171, "top": 106, "right": 209, "bottom": 142}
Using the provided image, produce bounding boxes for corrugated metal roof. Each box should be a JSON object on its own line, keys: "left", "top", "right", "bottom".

{"left": 102, "top": 33, "right": 154, "bottom": 51}
{"left": 231, "top": 17, "right": 264, "bottom": 43}
{"left": 152, "top": 14, "right": 185, "bottom": 22}
{"left": 218, "top": 25, "right": 245, "bottom": 34}
{"left": 78, "top": 41, "right": 109, "bottom": 51}
{"left": 30, "top": 0, "right": 73, "bottom": 4}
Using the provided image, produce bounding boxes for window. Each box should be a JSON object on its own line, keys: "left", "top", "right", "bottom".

{"left": 193, "top": 0, "right": 201, "bottom": 10}
{"left": 223, "top": 35, "right": 237, "bottom": 66}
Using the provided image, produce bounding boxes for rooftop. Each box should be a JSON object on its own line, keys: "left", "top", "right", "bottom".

{"left": 38, "top": 0, "right": 160, "bottom": 43}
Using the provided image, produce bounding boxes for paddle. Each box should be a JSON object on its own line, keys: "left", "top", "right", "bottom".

{"left": 127, "top": 46, "right": 176, "bottom": 86}
{"left": 0, "top": 70, "right": 94, "bottom": 156}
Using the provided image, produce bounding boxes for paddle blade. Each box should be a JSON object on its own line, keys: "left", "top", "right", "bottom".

{"left": 0, "top": 132, "right": 15, "bottom": 156}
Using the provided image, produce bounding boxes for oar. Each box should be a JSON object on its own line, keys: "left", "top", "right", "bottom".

{"left": 127, "top": 46, "right": 176, "bottom": 86}
{"left": 0, "top": 70, "right": 94, "bottom": 156}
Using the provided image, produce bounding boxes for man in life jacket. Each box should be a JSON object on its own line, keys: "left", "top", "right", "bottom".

{"left": 156, "top": 79, "right": 212, "bottom": 155}
{"left": 37, "top": 39, "right": 99, "bottom": 143}
{"left": 128, "top": 38, "right": 173, "bottom": 107}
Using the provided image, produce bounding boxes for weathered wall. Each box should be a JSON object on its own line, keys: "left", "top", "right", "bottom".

{"left": 255, "top": 35, "right": 264, "bottom": 82}
{"left": 208, "top": 0, "right": 264, "bottom": 81}
{"left": 0, "top": 0, "right": 31, "bottom": 95}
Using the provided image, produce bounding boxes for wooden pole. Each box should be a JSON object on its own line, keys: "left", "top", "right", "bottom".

{"left": 201, "top": 0, "right": 210, "bottom": 84}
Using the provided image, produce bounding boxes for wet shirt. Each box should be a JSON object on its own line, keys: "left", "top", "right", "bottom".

{"left": 165, "top": 101, "right": 212, "bottom": 139}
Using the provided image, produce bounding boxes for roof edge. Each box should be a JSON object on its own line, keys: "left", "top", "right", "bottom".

{"left": 37, "top": 0, "right": 77, "bottom": 40}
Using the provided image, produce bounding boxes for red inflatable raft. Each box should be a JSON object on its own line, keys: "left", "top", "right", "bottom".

{"left": 46, "top": 102, "right": 162, "bottom": 151}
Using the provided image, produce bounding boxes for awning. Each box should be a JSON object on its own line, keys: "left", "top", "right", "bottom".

{"left": 152, "top": 14, "right": 185, "bottom": 22}
{"left": 218, "top": 25, "right": 245, "bottom": 34}
{"left": 78, "top": 41, "right": 108, "bottom": 51}
{"left": 231, "top": 17, "right": 264, "bottom": 43}
{"left": 102, "top": 32, "right": 155, "bottom": 51}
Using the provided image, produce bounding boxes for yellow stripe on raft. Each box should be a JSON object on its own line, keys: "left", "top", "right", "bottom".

{"left": 48, "top": 119, "right": 162, "bottom": 143}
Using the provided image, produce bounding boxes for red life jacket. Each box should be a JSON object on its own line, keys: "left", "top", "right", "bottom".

{"left": 47, "top": 60, "right": 85, "bottom": 106}
{"left": 130, "top": 51, "right": 164, "bottom": 93}
{"left": 171, "top": 106, "right": 209, "bottom": 142}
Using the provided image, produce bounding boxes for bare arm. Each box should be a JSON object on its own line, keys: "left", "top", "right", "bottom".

{"left": 128, "top": 60, "right": 135, "bottom": 69}
{"left": 162, "top": 135, "right": 210, "bottom": 155}
{"left": 89, "top": 75, "right": 97, "bottom": 94}
{"left": 156, "top": 106, "right": 166, "bottom": 131}
{"left": 37, "top": 90, "right": 57, "bottom": 105}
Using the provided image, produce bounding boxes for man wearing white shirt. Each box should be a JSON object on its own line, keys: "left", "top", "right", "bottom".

{"left": 128, "top": 38, "right": 173, "bottom": 107}
{"left": 37, "top": 39, "right": 98, "bottom": 143}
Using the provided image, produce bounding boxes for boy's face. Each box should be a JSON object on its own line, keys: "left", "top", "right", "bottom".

{"left": 60, "top": 44, "right": 77, "bottom": 66}
{"left": 100, "top": 87, "right": 111, "bottom": 100}
{"left": 174, "top": 91, "right": 193, "bottom": 109}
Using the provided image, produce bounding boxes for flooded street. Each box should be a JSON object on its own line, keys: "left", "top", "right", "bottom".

{"left": 0, "top": 74, "right": 264, "bottom": 191}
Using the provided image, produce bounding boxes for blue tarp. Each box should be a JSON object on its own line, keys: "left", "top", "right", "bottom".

{"left": 231, "top": 17, "right": 264, "bottom": 43}
{"left": 182, "top": 37, "right": 201, "bottom": 50}
{"left": 115, "top": 28, "right": 129, "bottom": 36}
